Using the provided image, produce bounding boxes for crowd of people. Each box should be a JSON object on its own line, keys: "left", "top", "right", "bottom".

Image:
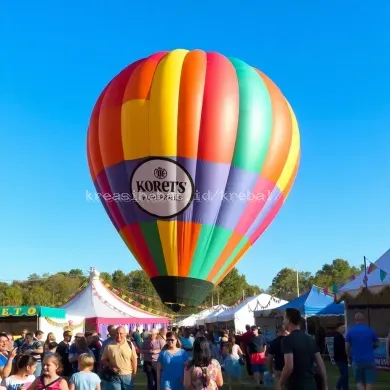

{"left": 0, "top": 308, "right": 382, "bottom": 390}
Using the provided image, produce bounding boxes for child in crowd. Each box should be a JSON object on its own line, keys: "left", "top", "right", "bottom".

{"left": 44, "top": 343, "right": 58, "bottom": 358}
{"left": 28, "top": 354, "right": 68, "bottom": 390}
{"left": 69, "top": 354, "right": 100, "bottom": 390}
{"left": 223, "top": 341, "right": 243, "bottom": 390}
{"left": 1, "top": 355, "right": 37, "bottom": 390}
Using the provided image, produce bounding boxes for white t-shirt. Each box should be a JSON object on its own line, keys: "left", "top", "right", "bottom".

{"left": 232, "top": 344, "right": 240, "bottom": 357}
{"left": 1, "top": 375, "right": 36, "bottom": 390}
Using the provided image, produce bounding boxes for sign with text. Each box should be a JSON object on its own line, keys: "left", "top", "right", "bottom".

{"left": 0, "top": 306, "right": 39, "bottom": 317}
{"left": 326, "top": 337, "right": 389, "bottom": 371}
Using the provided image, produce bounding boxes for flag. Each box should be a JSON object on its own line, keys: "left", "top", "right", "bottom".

{"left": 380, "top": 270, "right": 387, "bottom": 282}
{"left": 367, "top": 264, "right": 377, "bottom": 274}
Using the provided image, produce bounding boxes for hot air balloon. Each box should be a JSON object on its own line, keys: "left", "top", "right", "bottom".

{"left": 87, "top": 49, "right": 300, "bottom": 311}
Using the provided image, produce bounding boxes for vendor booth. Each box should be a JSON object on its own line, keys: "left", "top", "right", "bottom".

{"left": 335, "top": 248, "right": 390, "bottom": 336}
{"left": 195, "top": 306, "right": 229, "bottom": 327}
{"left": 335, "top": 249, "right": 390, "bottom": 370}
{"left": 175, "top": 314, "right": 197, "bottom": 327}
{"left": 0, "top": 306, "right": 85, "bottom": 341}
{"left": 197, "top": 305, "right": 229, "bottom": 327}
{"left": 206, "top": 294, "right": 286, "bottom": 333}
{"left": 267, "top": 286, "right": 345, "bottom": 334}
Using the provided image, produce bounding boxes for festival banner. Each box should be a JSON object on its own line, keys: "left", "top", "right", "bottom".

{"left": 0, "top": 306, "right": 66, "bottom": 319}
{"left": 325, "top": 337, "right": 389, "bottom": 371}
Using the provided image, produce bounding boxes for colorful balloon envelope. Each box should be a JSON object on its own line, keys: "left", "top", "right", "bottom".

{"left": 87, "top": 49, "right": 300, "bottom": 311}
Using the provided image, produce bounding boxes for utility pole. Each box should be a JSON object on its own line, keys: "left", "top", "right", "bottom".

{"left": 295, "top": 262, "right": 300, "bottom": 297}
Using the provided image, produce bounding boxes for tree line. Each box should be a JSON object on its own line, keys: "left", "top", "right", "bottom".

{"left": 0, "top": 258, "right": 362, "bottom": 313}
{"left": 266, "top": 259, "right": 364, "bottom": 301}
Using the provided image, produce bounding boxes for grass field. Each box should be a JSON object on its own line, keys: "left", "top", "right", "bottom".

{"left": 131, "top": 361, "right": 390, "bottom": 389}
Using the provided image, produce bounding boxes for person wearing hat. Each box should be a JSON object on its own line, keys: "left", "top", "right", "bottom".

{"left": 247, "top": 325, "right": 267, "bottom": 387}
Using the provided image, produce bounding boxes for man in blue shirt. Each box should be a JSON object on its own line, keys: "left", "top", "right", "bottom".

{"left": 345, "top": 312, "right": 379, "bottom": 390}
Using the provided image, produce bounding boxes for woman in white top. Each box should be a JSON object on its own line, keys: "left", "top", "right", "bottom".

{"left": 223, "top": 337, "right": 243, "bottom": 390}
{"left": 230, "top": 337, "right": 243, "bottom": 358}
{"left": 1, "top": 355, "right": 37, "bottom": 390}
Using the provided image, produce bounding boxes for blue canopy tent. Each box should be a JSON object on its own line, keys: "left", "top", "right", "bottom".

{"left": 270, "top": 286, "right": 345, "bottom": 318}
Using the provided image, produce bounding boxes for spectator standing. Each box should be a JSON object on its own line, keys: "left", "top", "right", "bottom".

{"left": 0, "top": 333, "right": 16, "bottom": 379}
{"left": 100, "top": 326, "right": 117, "bottom": 358}
{"left": 15, "top": 330, "right": 28, "bottom": 349}
{"left": 141, "top": 329, "right": 165, "bottom": 390}
{"left": 69, "top": 354, "right": 101, "bottom": 390}
{"left": 345, "top": 312, "right": 379, "bottom": 390}
{"left": 247, "top": 325, "right": 267, "bottom": 388}
{"left": 1, "top": 355, "right": 37, "bottom": 390}
{"left": 69, "top": 335, "right": 95, "bottom": 374}
{"left": 44, "top": 343, "right": 59, "bottom": 358}
{"left": 280, "top": 308, "right": 328, "bottom": 390}
{"left": 19, "top": 333, "right": 44, "bottom": 378}
{"left": 157, "top": 331, "right": 188, "bottom": 390}
{"left": 56, "top": 331, "right": 73, "bottom": 378}
{"left": 87, "top": 333, "right": 102, "bottom": 373}
{"left": 333, "top": 324, "right": 349, "bottom": 390}
{"left": 184, "top": 336, "right": 223, "bottom": 390}
{"left": 267, "top": 325, "right": 289, "bottom": 388}
{"left": 28, "top": 354, "right": 68, "bottom": 390}
{"left": 179, "top": 329, "right": 195, "bottom": 360}
{"left": 240, "top": 325, "right": 254, "bottom": 378}
{"left": 5, "top": 334, "right": 15, "bottom": 351}
{"left": 101, "top": 326, "right": 137, "bottom": 390}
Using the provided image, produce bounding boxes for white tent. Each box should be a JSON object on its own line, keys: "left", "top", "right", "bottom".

{"left": 62, "top": 268, "right": 169, "bottom": 332}
{"left": 196, "top": 305, "right": 229, "bottom": 326}
{"left": 175, "top": 314, "right": 197, "bottom": 327}
{"left": 335, "top": 249, "right": 390, "bottom": 301}
{"left": 206, "top": 294, "right": 286, "bottom": 332}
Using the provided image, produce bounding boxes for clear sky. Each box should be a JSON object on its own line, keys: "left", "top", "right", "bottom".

{"left": 1, "top": 0, "right": 390, "bottom": 290}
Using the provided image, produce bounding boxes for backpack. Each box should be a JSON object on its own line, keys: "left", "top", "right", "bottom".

{"left": 127, "top": 340, "right": 139, "bottom": 355}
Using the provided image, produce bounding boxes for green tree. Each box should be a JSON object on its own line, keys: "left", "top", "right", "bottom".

{"left": 205, "top": 268, "right": 263, "bottom": 306}
{"left": 268, "top": 268, "right": 313, "bottom": 301}
{"left": 128, "top": 270, "right": 156, "bottom": 297}
{"left": 0, "top": 285, "right": 23, "bottom": 305}
{"left": 69, "top": 269, "right": 85, "bottom": 278}
{"left": 24, "top": 286, "right": 52, "bottom": 306}
{"left": 112, "top": 270, "right": 128, "bottom": 289}
{"left": 27, "top": 273, "right": 41, "bottom": 281}
{"left": 245, "top": 284, "right": 263, "bottom": 297}
{"left": 100, "top": 272, "right": 112, "bottom": 284}
{"left": 313, "top": 259, "right": 362, "bottom": 288}
{"left": 43, "top": 274, "right": 85, "bottom": 305}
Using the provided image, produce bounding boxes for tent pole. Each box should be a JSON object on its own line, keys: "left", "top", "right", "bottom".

{"left": 363, "top": 256, "right": 371, "bottom": 326}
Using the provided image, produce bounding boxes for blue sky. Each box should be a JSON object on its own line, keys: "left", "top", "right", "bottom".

{"left": 1, "top": 0, "right": 390, "bottom": 291}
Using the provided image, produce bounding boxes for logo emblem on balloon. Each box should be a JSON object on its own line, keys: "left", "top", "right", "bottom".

{"left": 130, "top": 157, "right": 195, "bottom": 219}
{"left": 154, "top": 167, "right": 167, "bottom": 180}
